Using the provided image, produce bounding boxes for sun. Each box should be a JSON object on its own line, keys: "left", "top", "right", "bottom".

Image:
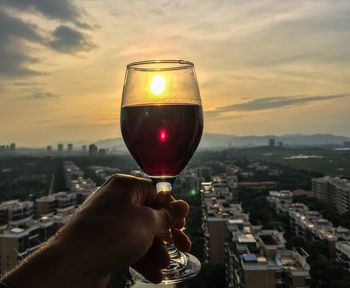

{"left": 150, "top": 75, "right": 166, "bottom": 96}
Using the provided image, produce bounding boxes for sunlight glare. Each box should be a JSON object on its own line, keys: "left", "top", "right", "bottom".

{"left": 150, "top": 75, "right": 166, "bottom": 96}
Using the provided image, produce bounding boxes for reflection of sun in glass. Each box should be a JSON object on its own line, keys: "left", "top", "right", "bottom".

{"left": 150, "top": 75, "right": 166, "bottom": 96}
{"left": 159, "top": 129, "right": 167, "bottom": 142}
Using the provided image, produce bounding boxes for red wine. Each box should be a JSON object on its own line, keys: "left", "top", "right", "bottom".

{"left": 121, "top": 104, "right": 203, "bottom": 176}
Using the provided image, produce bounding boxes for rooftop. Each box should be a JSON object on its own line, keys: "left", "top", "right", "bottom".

{"left": 0, "top": 200, "right": 33, "bottom": 210}
{"left": 260, "top": 234, "right": 278, "bottom": 245}
{"left": 237, "top": 233, "right": 256, "bottom": 244}
{"left": 336, "top": 241, "right": 350, "bottom": 257}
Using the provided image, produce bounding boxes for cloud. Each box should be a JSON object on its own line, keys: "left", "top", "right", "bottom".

{"left": 0, "top": 9, "right": 44, "bottom": 77}
{"left": 0, "top": 0, "right": 95, "bottom": 78}
{"left": 25, "top": 90, "right": 60, "bottom": 100}
{"left": 0, "top": 0, "right": 82, "bottom": 24}
{"left": 13, "top": 81, "right": 43, "bottom": 87}
{"left": 207, "top": 93, "right": 350, "bottom": 118}
{"left": 49, "top": 25, "right": 95, "bottom": 53}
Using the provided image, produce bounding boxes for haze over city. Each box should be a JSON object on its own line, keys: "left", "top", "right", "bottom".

{"left": 1, "top": 0, "right": 350, "bottom": 147}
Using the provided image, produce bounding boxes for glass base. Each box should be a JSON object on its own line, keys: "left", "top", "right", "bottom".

{"left": 136, "top": 177, "right": 201, "bottom": 284}
{"left": 131, "top": 251, "right": 201, "bottom": 285}
{"left": 161, "top": 249, "right": 201, "bottom": 284}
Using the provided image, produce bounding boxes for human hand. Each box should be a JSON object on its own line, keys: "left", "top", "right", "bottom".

{"left": 2, "top": 174, "right": 191, "bottom": 288}
{"left": 60, "top": 174, "right": 191, "bottom": 284}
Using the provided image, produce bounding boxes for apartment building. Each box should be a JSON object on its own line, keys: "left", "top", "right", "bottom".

{"left": 36, "top": 195, "right": 56, "bottom": 217}
{"left": 225, "top": 227, "right": 310, "bottom": 288}
{"left": 268, "top": 190, "right": 293, "bottom": 205}
{"left": 268, "top": 189, "right": 350, "bottom": 263}
{"left": 0, "top": 161, "right": 96, "bottom": 275}
{"left": 196, "top": 166, "right": 213, "bottom": 181}
{"left": 311, "top": 177, "right": 330, "bottom": 203}
{"left": 0, "top": 216, "right": 57, "bottom": 273}
{"left": 201, "top": 179, "right": 310, "bottom": 288}
{"left": 36, "top": 192, "right": 77, "bottom": 217}
{"left": 0, "top": 199, "right": 76, "bottom": 274}
{"left": 238, "top": 181, "right": 277, "bottom": 191}
{"left": 0, "top": 200, "right": 34, "bottom": 228}
{"left": 336, "top": 241, "right": 350, "bottom": 272}
{"left": 312, "top": 177, "right": 350, "bottom": 214}
{"left": 201, "top": 177, "right": 240, "bottom": 264}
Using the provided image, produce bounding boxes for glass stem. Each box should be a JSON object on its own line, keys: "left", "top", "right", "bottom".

{"left": 153, "top": 180, "right": 183, "bottom": 259}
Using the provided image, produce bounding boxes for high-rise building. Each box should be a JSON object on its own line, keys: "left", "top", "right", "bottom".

{"left": 205, "top": 217, "right": 229, "bottom": 264}
{"left": 67, "top": 143, "right": 73, "bottom": 153}
{"left": 196, "top": 166, "right": 213, "bottom": 181}
{"left": 89, "top": 144, "right": 98, "bottom": 156}
{"left": 268, "top": 138, "right": 276, "bottom": 147}
{"left": 46, "top": 145, "right": 52, "bottom": 153}
{"left": 0, "top": 144, "right": 16, "bottom": 153}
{"left": 312, "top": 177, "right": 330, "bottom": 203}
{"left": 312, "top": 177, "right": 350, "bottom": 214}
{"left": 98, "top": 148, "right": 107, "bottom": 156}
{"left": 9, "top": 143, "right": 15, "bottom": 152}
{"left": 82, "top": 145, "right": 87, "bottom": 153}
{"left": 201, "top": 179, "right": 243, "bottom": 264}
{"left": 57, "top": 144, "right": 64, "bottom": 153}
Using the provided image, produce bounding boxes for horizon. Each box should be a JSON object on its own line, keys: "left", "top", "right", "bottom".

{"left": 1, "top": 0, "right": 350, "bottom": 146}
{"left": 9, "top": 132, "right": 350, "bottom": 149}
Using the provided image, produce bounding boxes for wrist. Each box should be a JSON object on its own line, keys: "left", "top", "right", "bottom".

{"left": 2, "top": 238, "right": 99, "bottom": 288}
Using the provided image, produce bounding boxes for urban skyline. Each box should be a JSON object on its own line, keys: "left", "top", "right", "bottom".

{"left": 1, "top": 0, "right": 350, "bottom": 146}
{"left": 1, "top": 152, "right": 350, "bottom": 286}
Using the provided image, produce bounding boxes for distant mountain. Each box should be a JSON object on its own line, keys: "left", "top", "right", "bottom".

{"left": 277, "top": 134, "right": 350, "bottom": 146}
{"left": 93, "top": 133, "right": 350, "bottom": 152}
{"left": 95, "top": 138, "right": 126, "bottom": 150}
{"left": 201, "top": 133, "right": 350, "bottom": 148}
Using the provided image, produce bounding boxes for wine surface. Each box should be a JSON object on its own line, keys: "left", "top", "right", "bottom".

{"left": 121, "top": 104, "right": 203, "bottom": 176}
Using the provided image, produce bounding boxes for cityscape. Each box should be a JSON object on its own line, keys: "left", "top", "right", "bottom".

{"left": 0, "top": 138, "right": 350, "bottom": 287}
{"left": 1, "top": 0, "right": 350, "bottom": 287}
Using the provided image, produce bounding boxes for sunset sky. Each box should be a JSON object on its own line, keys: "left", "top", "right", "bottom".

{"left": 1, "top": 0, "right": 350, "bottom": 147}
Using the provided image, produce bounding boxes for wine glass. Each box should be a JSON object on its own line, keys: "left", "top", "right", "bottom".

{"left": 120, "top": 60, "right": 203, "bottom": 284}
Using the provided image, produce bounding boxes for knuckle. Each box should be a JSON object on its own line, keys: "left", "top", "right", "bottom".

{"left": 106, "top": 174, "right": 134, "bottom": 190}
{"left": 108, "top": 173, "right": 124, "bottom": 186}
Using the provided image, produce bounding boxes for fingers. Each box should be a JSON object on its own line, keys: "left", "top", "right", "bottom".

{"left": 152, "top": 200, "right": 189, "bottom": 234}
{"left": 131, "top": 231, "right": 191, "bottom": 283}
{"left": 157, "top": 228, "right": 191, "bottom": 252}
{"left": 157, "top": 190, "right": 173, "bottom": 206}
{"left": 174, "top": 218, "right": 185, "bottom": 229}
{"left": 132, "top": 236, "right": 169, "bottom": 283}
{"left": 172, "top": 228, "right": 192, "bottom": 252}
{"left": 169, "top": 200, "right": 189, "bottom": 224}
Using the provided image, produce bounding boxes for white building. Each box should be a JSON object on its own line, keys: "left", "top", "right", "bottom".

{"left": 312, "top": 177, "right": 350, "bottom": 214}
